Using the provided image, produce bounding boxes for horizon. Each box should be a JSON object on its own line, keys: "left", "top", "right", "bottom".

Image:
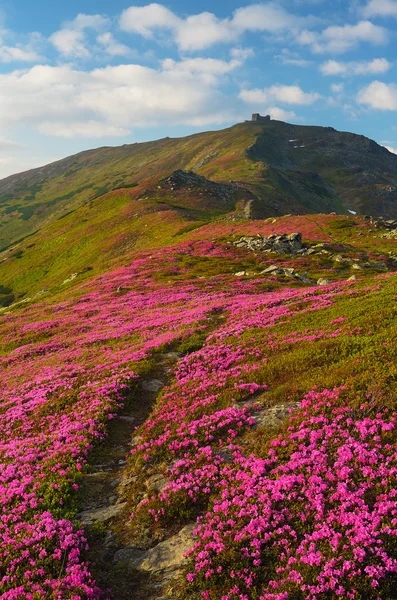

{"left": 0, "top": 0, "right": 397, "bottom": 178}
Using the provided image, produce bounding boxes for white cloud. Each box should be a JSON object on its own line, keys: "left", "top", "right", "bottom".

{"left": 240, "top": 84, "right": 320, "bottom": 105}
{"left": 97, "top": 33, "right": 131, "bottom": 56}
{"left": 331, "top": 82, "right": 344, "bottom": 92}
{"left": 320, "top": 58, "right": 391, "bottom": 76}
{"left": 50, "top": 13, "right": 108, "bottom": 58}
{"left": 119, "top": 3, "right": 316, "bottom": 51}
{"left": 384, "top": 144, "right": 397, "bottom": 154}
{"left": 0, "top": 45, "right": 40, "bottom": 62}
{"left": 0, "top": 63, "right": 239, "bottom": 139}
{"left": 275, "top": 49, "right": 312, "bottom": 67}
{"left": 161, "top": 51, "right": 250, "bottom": 80}
{"left": 175, "top": 13, "right": 236, "bottom": 51}
{"left": 119, "top": 4, "right": 179, "bottom": 37}
{"left": 266, "top": 106, "right": 297, "bottom": 120}
{"left": 50, "top": 29, "right": 89, "bottom": 58}
{"left": 357, "top": 81, "right": 397, "bottom": 110}
{"left": 38, "top": 121, "right": 130, "bottom": 138}
{"left": 298, "top": 21, "right": 388, "bottom": 54}
{"left": 231, "top": 4, "right": 304, "bottom": 32}
{"left": 363, "top": 0, "right": 397, "bottom": 17}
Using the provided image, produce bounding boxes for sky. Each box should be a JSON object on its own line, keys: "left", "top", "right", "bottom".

{"left": 0, "top": 0, "right": 397, "bottom": 178}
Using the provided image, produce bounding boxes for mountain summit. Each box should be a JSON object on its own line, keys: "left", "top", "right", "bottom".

{"left": 1, "top": 118, "right": 397, "bottom": 253}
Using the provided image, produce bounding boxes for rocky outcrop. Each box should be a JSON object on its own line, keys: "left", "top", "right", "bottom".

{"left": 368, "top": 216, "right": 397, "bottom": 230}
{"left": 233, "top": 233, "right": 303, "bottom": 254}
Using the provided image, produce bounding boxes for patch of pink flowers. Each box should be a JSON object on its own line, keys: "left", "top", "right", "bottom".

{"left": 186, "top": 387, "right": 397, "bottom": 599}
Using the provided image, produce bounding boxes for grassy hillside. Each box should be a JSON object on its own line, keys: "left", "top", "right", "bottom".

{"left": 2, "top": 118, "right": 397, "bottom": 256}
{"left": 2, "top": 212, "right": 397, "bottom": 599}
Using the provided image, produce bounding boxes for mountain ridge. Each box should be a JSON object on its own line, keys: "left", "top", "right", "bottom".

{"left": 1, "top": 119, "right": 397, "bottom": 253}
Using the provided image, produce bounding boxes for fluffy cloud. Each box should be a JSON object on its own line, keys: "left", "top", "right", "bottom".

{"left": 363, "top": 0, "right": 397, "bottom": 17}
{"left": 357, "top": 81, "right": 397, "bottom": 110}
{"left": 0, "top": 45, "right": 39, "bottom": 62}
{"left": 50, "top": 13, "right": 109, "bottom": 57}
{"left": 119, "top": 3, "right": 314, "bottom": 51}
{"left": 96, "top": 33, "right": 131, "bottom": 56}
{"left": 266, "top": 106, "right": 297, "bottom": 120}
{"left": 119, "top": 4, "right": 179, "bottom": 38}
{"left": 240, "top": 84, "right": 320, "bottom": 105}
{"left": 0, "top": 63, "right": 240, "bottom": 138}
{"left": 161, "top": 51, "right": 251, "bottom": 80}
{"left": 320, "top": 58, "right": 391, "bottom": 76}
{"left": 298, "top": 21, "right": 388, "bottom": 53}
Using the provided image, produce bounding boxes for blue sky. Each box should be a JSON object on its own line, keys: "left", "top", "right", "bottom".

{"left": 0, "top": 0, "right": 396, "bottom": 177}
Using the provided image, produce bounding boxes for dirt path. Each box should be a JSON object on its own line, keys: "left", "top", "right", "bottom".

{"left": 78, "top": 352, "right": 180, "bottom": 600}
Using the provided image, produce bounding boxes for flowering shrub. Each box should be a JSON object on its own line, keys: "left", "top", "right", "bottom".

{"left": 186, "top": 387, "right": 397, "bottom": 599}
{"left": 2, "top": 232, "right": 397, "bottom": 599}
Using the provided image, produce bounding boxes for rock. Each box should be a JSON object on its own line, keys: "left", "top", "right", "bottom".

{"left": 233, "top": 232, "right": 304, "bottom": 255}
{"left": 333, "top": 255, "right": 352, "bottom": 265}
{"left": 119, "top": 415, "right": 135, "bottom": 423}
{"left": 146, "top": 473, "right": 169, "bottom": 492}
{"left": 78, "top": 502, "right": 127, "bottom": 524}
{"left": 347, "top": 275, "right": 357, "bottom": 281}
{"left": 139, "top": 524, "right": 196, "bottom": 573}
{"left": 283, "top": 267, "right": 295, "bottom": 277}
{"left": 141, "top": 379, "right": 164, "bottom": 392}
{"left": 114, "top": 524, "right": 196, "bottom": 574}
{"left": 364, "top": 261, "right": 387, "bottom": 271}
{"left": 114, "top": 547, "right": 147, "bottom": 568}
{"left": 351, "top": 263, "right": 363, "bottom": 270}
{"left": 252, "top": 403, "right": 300, "bottom": 429}
{"left": 317, "top": 278, "right": 331, "bottom": 286}
{"left": 234, "top": 271, "right": 246, "bottom": 277}
{"left": 261, "top": 265, "right": 279, "bottom": 274}
{"left": 295, "top": 272, "right": 312, "bottom": 284}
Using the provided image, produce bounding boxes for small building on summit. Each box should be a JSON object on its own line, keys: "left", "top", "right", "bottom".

{"left": 251, "top": 113, "right": 271, "bottom": 122}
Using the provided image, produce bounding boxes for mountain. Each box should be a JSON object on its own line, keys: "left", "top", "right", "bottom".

{"left": 4, "top": 117, "right": 397, "bottom": 600}
{"left": 2, "top": 118, "right": 397, "bottom": 307}
{"left": 2, "top": 118, "right": 397, "bottom": 254}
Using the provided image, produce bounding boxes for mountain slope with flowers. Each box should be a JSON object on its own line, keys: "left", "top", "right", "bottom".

{"left": 2, "top": 118, "right": 397, "bottom": 256}
{"left": 3, "top": 209, "right": 397, "bottom": 599}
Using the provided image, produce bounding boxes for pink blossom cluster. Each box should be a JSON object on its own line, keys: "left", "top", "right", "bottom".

{"left": 186, "top": 387, "right": 397, "bottom": 599}
{"left": 0, "top": 239, "right": 366, "bottom": 597}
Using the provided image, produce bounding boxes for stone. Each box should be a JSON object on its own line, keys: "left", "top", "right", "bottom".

{"left": 261, "top": 265, "right": 279, "bottom": 274}
{"left": 317, "top": 278, "right": 331, "bottom": 286}
{"left": 114, "top": 524, "right": 196, "bottom": 574}
{"left": 113, "top": 547, "right": 147, "bottom": 568}
{"left": 119, "top": 415, "right": 135, "bottom": 423}
{"left": 347, "top": 275, "right": 357, "bottom": 281}
{"left": 78, "top": 502, "right": 127, "bottom": 524}
{"left": 351, "top": 263, "right": 363, "bottom": 270}
{"left": 252, "top": 403, "right": 300, "bottom": 429}
{"left": 146, "top": 473, "right": 169, "bottom": 492}
{"left": 295, "top": 272, "right": 312, "bottom": 284}
{"left": 365, "top": 261, "right": 387, "bottom": 271}
{"left": 141, "top": 379, "right": 164, "bottom": 392}
{"left": 234, "top": 271, "right": 246, "bottom": 277}
{"left": 139, "top": 524, "right": 196, "bottom": 573}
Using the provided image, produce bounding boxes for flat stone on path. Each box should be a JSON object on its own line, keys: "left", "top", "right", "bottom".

{"left": 78, "top": 502, "right": 127, "bottom": 524}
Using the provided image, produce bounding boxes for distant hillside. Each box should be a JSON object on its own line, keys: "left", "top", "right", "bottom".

{"left": 2, "top": 119, "right": 397, "bottom": 253}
